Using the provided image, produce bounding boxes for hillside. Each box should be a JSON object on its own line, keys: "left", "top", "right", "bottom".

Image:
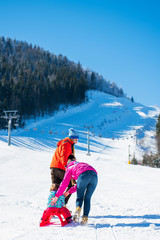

{"left": 0, "top": 91, "right": 160, "bottom": 240}
{"left": 0, "top": 36, "right": 124, "bottom": 123}
{"left": 0, "top": 90, "right": 159, "bottom": 160}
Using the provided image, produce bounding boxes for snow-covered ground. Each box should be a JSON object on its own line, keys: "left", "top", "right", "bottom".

{"left": 0, "top": 90, "right": 160, "bottom": 240}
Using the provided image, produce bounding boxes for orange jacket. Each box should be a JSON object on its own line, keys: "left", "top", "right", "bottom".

{"left": 50, "top": 137, "right": 75, "bottom": 170}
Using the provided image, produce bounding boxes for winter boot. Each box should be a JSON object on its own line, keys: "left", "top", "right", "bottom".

{"left": 81, "top": 216, "right": 88, "bottom": 225}
{"left": 73, "top": 206, "right": 81, "bottom": 223}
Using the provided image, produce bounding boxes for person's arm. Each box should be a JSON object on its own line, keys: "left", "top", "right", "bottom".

{"left": 68, "top": 184, "right": 77, "bottom": 194}
{"left": 55, "top": 169, "right": 72, "bottom": 198}
{"left": 51, "top": 170, "right": 72, "bottom": 205}
{"left": 64, "top": 184, "right": 77, "bottom": 198}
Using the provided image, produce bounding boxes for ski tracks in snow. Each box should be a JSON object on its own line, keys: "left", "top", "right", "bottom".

{"left": 89, "top": 219, "right": 120, "bottom": 240}
{"left": 110, "top": 225, "right": 119, "bottom": 240}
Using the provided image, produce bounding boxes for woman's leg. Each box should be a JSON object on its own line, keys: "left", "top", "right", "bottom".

{"left": 76, "top": 172, "right": 90, "bottom": 208}
{"left": 73, "top": 172, "right": 89, "bottom": 222}
{"left": 83, "top": 172, "right": 98, "bottom": 217}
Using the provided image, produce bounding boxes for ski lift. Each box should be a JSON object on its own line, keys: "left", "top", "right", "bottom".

{"left": 14, "top": 117, "right": 20, "bottom": 127}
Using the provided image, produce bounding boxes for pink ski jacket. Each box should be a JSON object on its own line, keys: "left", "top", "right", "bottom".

{"left": 55, "top": 161, "right": 97, "bottom": 198}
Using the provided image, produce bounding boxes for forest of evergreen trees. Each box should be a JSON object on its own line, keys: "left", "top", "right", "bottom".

{"left": 0, "top": 36, "right": 125, "bottom": 128}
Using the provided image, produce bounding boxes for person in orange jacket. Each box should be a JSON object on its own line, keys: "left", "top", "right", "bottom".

{"left": 50, "top": 128, "right": 79, "bottom": 204}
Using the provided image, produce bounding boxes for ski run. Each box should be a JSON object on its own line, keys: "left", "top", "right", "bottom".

{"left": 0, "top": 90, "right": 160, "bottom": 240}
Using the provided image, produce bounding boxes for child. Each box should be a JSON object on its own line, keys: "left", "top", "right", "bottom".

{"left": 51, "top": 155, "right": 98, "bottom": 225}
{"left": 47, "top": 183, "right": 65, "bottom": 208}
{"left": 40, "top": 183, "right": 72, "bottom": 227}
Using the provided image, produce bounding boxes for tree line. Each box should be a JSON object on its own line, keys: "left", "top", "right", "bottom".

{"left": 131, "top": 114, "right": 160, "bottom": 168}
{"left": 0, "top": 36, "right": 125, "bottom": 128}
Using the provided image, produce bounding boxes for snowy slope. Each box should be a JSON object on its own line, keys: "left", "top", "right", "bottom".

{"left": 0, "top": 90, "right": 159, "bottom": 156}
{"left": 0, "top": 90, "right": 160, "bottom": 240}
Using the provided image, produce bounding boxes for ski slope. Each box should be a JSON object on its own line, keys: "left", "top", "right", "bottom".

{"left": 0, "top": 90, "right": 160, "bottom": 240}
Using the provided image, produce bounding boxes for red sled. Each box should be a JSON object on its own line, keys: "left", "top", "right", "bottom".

{"left": 40, "top": 207, "right": 72, "bottom": 227}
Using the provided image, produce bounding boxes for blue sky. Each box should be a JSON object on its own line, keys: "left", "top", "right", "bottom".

{"left": 0, "top": 0, "right": 160, "bottom": 107}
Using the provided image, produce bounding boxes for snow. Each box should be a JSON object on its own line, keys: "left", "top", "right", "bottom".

{"left": 0, "top": 90, "right": 160, "bottom": 240}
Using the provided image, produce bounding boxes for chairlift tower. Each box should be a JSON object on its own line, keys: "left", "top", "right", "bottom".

{"left": 84, "top": 125, "right": 93, "bottom": 155}
{"left": 1, "top": 110, "right": 20, "bottom": 146}
{"left": 128, "top": 144, "right": 131, "bottom": 164}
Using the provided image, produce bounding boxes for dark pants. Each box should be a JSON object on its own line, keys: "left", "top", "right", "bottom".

{"left": 76, "top": 170, "right": 98, "bottom": 217}
{"left": 51, "top": 168, "right": 72, "bottom": 204}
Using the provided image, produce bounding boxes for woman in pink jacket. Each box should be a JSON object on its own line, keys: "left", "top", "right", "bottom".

{"left": 52, "top": 155, "right": 98, "bottom": 225}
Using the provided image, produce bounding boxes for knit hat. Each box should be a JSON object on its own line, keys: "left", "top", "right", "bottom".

{"left": 68, "top": 128, "right": 79, "bottom": 139}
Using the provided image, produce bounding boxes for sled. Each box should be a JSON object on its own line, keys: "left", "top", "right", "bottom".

{"left": 40, "top": 207, "right": 72, "bottom": 227}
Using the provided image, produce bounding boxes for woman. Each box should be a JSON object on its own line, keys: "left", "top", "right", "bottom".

{"left": 51, "top": 155, "right": 98, "bottom": 225}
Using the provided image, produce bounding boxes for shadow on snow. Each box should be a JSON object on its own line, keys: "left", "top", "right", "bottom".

{"left": 89, "top": 214, "right": 160, "bottom": 229}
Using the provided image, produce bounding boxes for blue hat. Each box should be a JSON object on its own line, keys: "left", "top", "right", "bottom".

{"left": 68, "top": 128, "right": 79, "bottom": 139}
